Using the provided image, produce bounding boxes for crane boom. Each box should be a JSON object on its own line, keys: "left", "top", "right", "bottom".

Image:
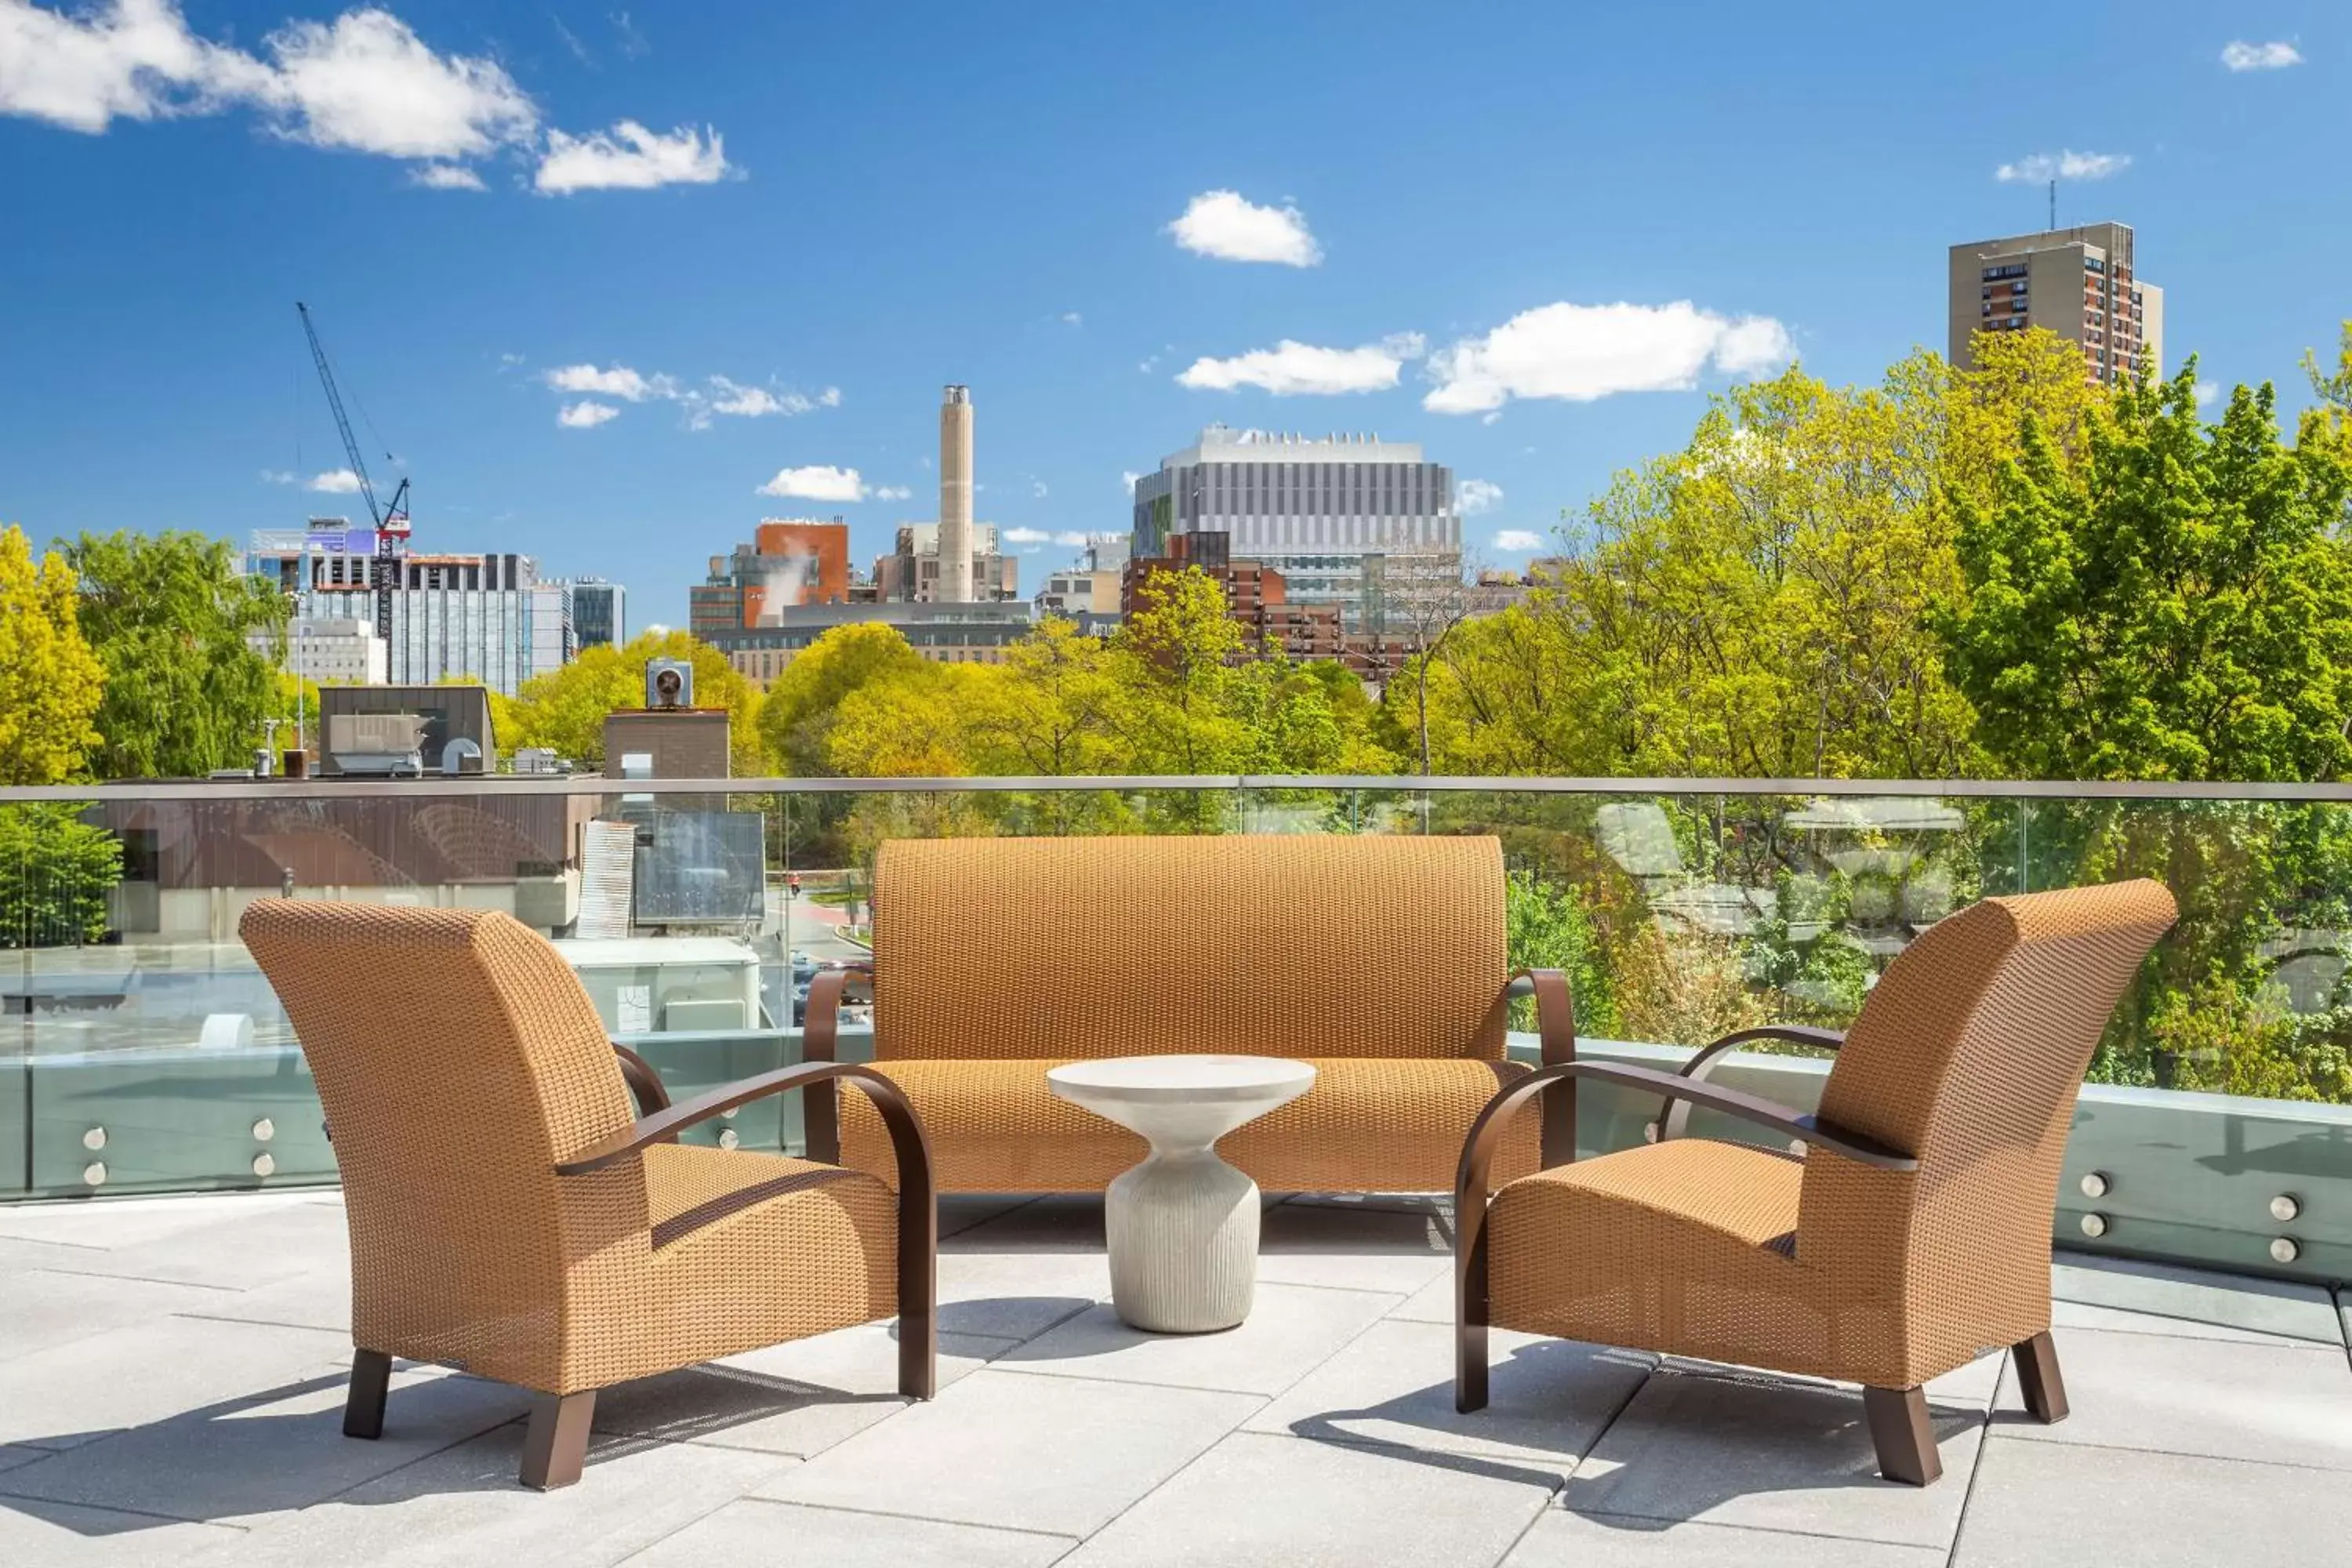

{"left": 295, "top": 302, "right": 408, "bottom": 649}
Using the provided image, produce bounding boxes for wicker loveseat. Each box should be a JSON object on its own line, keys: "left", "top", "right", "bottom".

{"left": 805, "top": 834, "right": 1556, "bottom": 1194}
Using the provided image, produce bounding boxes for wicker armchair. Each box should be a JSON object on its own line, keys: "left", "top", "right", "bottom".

{"left": 1455, "top": 879, "right": 2176, "bottom": 1486}
{"left": 807, "top": 834, "right": 1558, "bottom": 1196}
{"left": 241, "top": 902, "right": 935, "bottom": 1491}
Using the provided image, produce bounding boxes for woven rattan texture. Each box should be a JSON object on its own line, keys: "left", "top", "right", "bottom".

{"left": 1486, "top": 880, "right": 2176, "bottom": 1389}
{"left": 840, "top": 1057, "right": 1540, "bottom": 1194}
{"left": 242, "top": 902, "right": 895, "bottom": 1396}
{"left": 870, "top": 835, "right": 1511, "bottom": 1064}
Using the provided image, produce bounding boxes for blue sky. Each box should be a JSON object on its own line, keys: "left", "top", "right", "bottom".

{"left": 2, "top": 2, "right": 2345, "bottom": 631}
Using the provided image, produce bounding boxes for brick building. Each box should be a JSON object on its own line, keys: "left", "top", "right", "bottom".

{"left": 690, "top": 519, "right": 854, "bottom": 638}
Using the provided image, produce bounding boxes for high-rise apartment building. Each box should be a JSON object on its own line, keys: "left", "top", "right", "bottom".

{"left": 690, "top": 520, "right": 854, "bottom": 638}
{"left": 1130, "top": 426, "right": 1459, "bottom": 628}
{"left": 565, "top": 579, "right": 625, "bottom": 650}
{"left": 249, "top": 521, "right": 568, "bottom": 695}
{"left": 1948, "top": 222, "right": 2164, "bottom": 385}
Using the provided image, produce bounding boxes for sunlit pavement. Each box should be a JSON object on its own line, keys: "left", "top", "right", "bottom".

{"left": 2, "top": 1189, "right": 2347, "bottom": 1566}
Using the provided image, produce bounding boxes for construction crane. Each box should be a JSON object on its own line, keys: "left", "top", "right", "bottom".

{"left": 296, "top": 302, "right": 409, "bottom": 644}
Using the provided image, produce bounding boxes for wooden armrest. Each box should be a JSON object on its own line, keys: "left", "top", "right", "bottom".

{"left": 800, "top": 963, "right": 874, "bottom": 1163}
{"left": 612, "top": 1044, "right": 672, "bottom": 1119}
{"left": 1458, "top": 1060, "right": 1913, "bottom": 1210}
{"left": 556, "top": 1061, "right": 929, "bottom": 1181}
{"left": 1501, "top": 968, "right": 1577, "bottom": 1164}
{"left": 1661, "top": 1025, "right": 1846, "bottom": 1142}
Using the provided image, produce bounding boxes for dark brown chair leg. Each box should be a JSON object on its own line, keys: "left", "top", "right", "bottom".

{"left": 1861, "top": 1385, "right": 1942, "bottom": 1486}
{"left": 1455, "top": 1227, "right": 1491, "bottom": 1412}
{"left": 895, "top": 1136, "right": 938, "bottom": 1400}
{"left": 518, "top": 1390, "right": 596, "bottom": 1490}
{"left": 2012, "top": 1330, "right": 2069, "bottom": 1424}
{"left": 343, "top": 1349, "right": 391, "bottom": 1439}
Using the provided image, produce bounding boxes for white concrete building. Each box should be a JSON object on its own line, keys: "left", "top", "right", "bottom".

{"left": 1130, "top": 426, "right": 1459, "bottom": 627}
{"left": 250, "top": 617, "right": 387, "bottom": 686}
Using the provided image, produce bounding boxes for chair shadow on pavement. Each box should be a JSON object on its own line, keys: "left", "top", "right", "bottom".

{"left": 1281, "top": 1339, "right": 1986, "bottom": 1533}
{"left": 0, "top": 1355, "right": 920, "bottom": 1537}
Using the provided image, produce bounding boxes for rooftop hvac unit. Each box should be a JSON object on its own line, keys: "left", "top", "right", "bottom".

{"left": 326, "top": 713, "right": 426, "bottom": 776}
{"left": 645, "top": 657, "right": 694, "bottom": 710}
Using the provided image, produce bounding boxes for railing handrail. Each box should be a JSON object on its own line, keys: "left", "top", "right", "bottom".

{"left": 5, "top": 773, "right": 2352, "bottom": 804}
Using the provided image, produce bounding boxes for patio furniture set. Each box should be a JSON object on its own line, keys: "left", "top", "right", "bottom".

{"left": 238, "top": 833, "right": 2176, "bottom": 1494}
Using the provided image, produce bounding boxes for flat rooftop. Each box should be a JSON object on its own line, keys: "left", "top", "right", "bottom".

{"left": 2, "top": 1189, "right": 2347, "bottom": 1566}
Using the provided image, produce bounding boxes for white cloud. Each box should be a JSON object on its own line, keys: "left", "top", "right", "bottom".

{"left": 757, "top": 464, "right": 866, "bottom": 502}
{"left": 1996, "top": 150, "right": 2131, "bottom": 183}
{"left": 543, "top": 362, "right": 670, "bottom": 401}
{"left": 558, "top": 400, "right": 619, "bottom": 428}
{"left": 641, "top": 621, "right": 669, "bottom": 636}
{"left": 1053, "top": 531, "right": 1087, "bottom": 547}
{"left": 1178, "top": 332, "right": 1424, "bottom": 396}
{"left": 408, "top": 162, "right": 484, "bottom": 190}
{"left": 0, "top": 2, "right": 733, "bottom": 196}
{"left": 1122, "top": 470, "right": 1143, "bottom": 492}
{"left": 2222, "top": 39, "right": 2302, "bottom": 71}
{"left": 0, "top": 0, "right": 287, "bottom": 135}
{"left": 1423, "top": 302, "right": 1793, "bottom": 413}
{"left": 256, "top": 8, "right": 537, "bottom": 160}
{"left": 535, "top": 120, "right": 730, "bottom": 193}
{"left": 0, "top": 1, "right": 534, "bottom": 157}
{"left": 1165, "top": 189, "right": 1321, "bottom": 267}
{"left": 873, "top": 485, "right": 912, "bottom": 501}
{"left": 1003, "top": 527, "right": 1050, "bottom": 544}
{"left": 1494, "top": 529, "right": 1544, "bottom": 552}
{"left": 307, "top": 467, "right": 364, "bottom": 493}
{"left": 1061, "top": 310, "right": 1083, "bottom": 326}
{"left": 1457, "top": 478, "right": 1504, "bottom": 515}
{"left": 260, "top": 468, "right": 296, "bottom": 485}
{"left": 2194, "top": 379, "right": 2221, "bottom": 409}
{"left": 707, "top": 377, "right": 825, "bottom": 418}
{"left": 1031, "top": 479, "right": 1050, "bottom": 499}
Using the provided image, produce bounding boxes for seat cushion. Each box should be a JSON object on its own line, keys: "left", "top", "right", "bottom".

{"left": 622, "top": 1143, "right": 899, "bottom": 1378}
{"left": 839, "top": 1057, "right": 1539, "bottom": 1194}
{"left": 1483, "top": 1138, "right": 1860, "bottom": 1378}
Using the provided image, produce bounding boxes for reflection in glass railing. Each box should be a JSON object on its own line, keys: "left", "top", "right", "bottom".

{"left": 1, "top": 779, "right": 2346, "bottom": 1285}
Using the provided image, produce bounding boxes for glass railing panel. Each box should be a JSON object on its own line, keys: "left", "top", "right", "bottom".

{"left": 0, "top": 775, "right": 2343, "bottom": 1286}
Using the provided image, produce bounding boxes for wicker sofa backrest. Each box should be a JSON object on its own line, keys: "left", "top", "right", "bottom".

{"left": 870, "top": 834, "right": 1510, "bottom": 1062}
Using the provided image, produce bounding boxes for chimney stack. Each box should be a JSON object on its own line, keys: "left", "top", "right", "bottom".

{"left": 938, "top": 385, "right": 974, "bottom": 603}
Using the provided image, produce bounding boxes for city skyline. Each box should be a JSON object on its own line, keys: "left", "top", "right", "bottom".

{"left": 1, "top": 1, "right": 2344, "bottom": 630}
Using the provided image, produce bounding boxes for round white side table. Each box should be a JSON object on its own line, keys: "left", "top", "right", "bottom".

{"left": 1046, "top": 1055, "right": 1316, "bottom": 1333}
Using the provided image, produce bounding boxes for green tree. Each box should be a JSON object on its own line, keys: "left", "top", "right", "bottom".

{"left": 503, "top": 629, "right": 765, "bottom": 775}
{"left": 2304, "top": 319, "right": 2352, "bottom": 416}
{"left": 1420, "top": 357, "right": 1988, "bottom": 779}
{"left": 756, "top": 622, "right": 928, "bottom": 776}
{"left": 0, "top": 524, "right": 105, "bottom": 784}
{"left": 64, "top": 530, "right": 288, "bottom": 779}
{"left": 0, "top": 804, "right": 121, "bottom": 948}
{"left": 1940, "top": 364, "right": 2352, "bottom": 781}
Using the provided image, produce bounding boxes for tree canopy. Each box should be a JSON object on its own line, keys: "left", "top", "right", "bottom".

{"left": 1941, "top": 362, "right": 2352, "bottom": 781}
{"left": 64, "top": 529, "right": 287, "bottom": 780}
{"left": 0, "top": 524, "right": 104, "bottom": 786}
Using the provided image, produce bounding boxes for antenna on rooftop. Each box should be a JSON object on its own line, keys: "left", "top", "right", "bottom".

{"left": 2049, "top": 179, "right": 2057, "bottom": 231}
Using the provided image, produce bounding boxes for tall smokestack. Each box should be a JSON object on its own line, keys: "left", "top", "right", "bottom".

{"left": 938, "top": 384, "right": 975, "bottom": 603}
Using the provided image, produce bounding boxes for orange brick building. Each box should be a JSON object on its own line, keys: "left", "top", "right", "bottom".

{"left": 691, "top": 519, "right": 854, "bottom": 637}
